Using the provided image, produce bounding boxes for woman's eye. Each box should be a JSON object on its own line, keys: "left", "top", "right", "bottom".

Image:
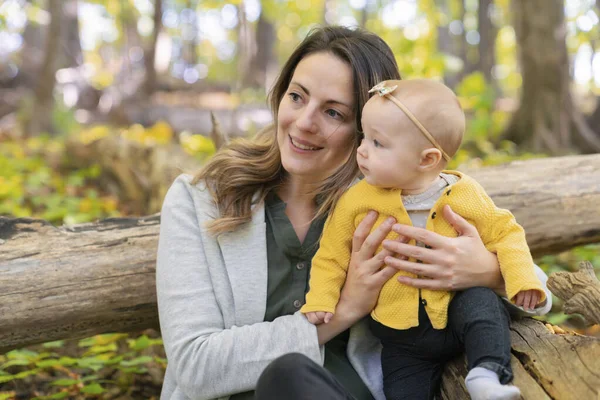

{"left": 326, "top": 109, "right": 342, "bottom": 120}
{"left": 289, "top": 92, "right": 301, "bottom": 102}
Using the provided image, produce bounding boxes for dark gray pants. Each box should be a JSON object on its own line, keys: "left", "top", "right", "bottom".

{"left": 369, "top": 287, "right": 513, "bottom": 400}
{"left": 255, "top": 353, "right": 355, "bottom": 400}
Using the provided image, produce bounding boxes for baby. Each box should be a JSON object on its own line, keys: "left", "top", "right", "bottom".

{"left": 301, "top": 79, "right": 546, "bottom": 400}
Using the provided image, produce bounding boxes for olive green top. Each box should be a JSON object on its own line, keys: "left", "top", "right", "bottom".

{"left": 230, "top": 192, "right": 373, "bottom": 400}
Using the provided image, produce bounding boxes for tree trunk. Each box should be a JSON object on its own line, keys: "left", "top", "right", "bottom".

{"left": 142, "top": 0, "right": 163, "bottom": 96}
{"left": 503, "top": 0, "right": 600, "bottom": 154}
{"left": 22, "top": 0, "right": 62, "bottom": 137}
{"left": 2, "top": 154, "right": 600, "bottom": 354}
{"left": 241, "top": 9, "right": 275, "bottom": 89}
{"left": 436, "top": 0, "right": 460, "bottom": 89}
{"left": 360, "top": 3, "right": 368, "bottom": 28}
{"left": 183, "top": 0, "right": 198, "bottom": 69}
{"left": 60, "top": 0, "right": 82, "bottom": 68}
{"left": 477, "top": 0, "right": 496, "bottom": 84}
{"left": 244, "top": 13, "right": 275, "bottom": 89}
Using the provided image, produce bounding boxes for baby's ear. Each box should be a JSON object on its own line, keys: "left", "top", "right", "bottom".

{"left": 418, "top": 148, "right": 443, "bottom": 171}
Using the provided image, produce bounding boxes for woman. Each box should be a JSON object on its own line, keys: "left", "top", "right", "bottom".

{"left": 156, "top": 26, "right": 551, "bottom": 400}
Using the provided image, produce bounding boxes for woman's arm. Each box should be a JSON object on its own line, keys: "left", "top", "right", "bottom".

{"left": 381, "top": 205, "right": 551, "bottom": 314}
{"left": 157, "top": 178, "right": 322, "bottom": 400}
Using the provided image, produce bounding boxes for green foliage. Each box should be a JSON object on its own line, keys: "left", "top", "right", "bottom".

{"left": 0, "top": 136, "right": 118, "bottom": 225}
{"left": 445, "top": 71, "right": 547, "bottom": 169}
{"left": 0, "top": 334, "right": 164, "bottom": 399}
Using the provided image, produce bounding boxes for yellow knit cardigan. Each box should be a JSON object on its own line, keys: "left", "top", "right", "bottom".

{"left": 301, "top": 171, "right": 546, "bottom": 330}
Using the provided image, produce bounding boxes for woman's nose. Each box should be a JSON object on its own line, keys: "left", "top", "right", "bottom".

{"left": 295, "top": 106, "right": 318, "bottom": 134}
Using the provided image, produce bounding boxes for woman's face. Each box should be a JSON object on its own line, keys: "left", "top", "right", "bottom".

{"left": 276, "top": 52, "right": 357, "bottom": 184}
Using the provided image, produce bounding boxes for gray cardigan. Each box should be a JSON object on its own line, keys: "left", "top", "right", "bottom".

{"left": 156, "top": 174, "right": 552, "bottom": 400}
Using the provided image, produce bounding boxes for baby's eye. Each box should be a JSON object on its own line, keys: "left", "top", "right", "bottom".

{"left": 373, "top": 139, "right": 382, "bottom": 148}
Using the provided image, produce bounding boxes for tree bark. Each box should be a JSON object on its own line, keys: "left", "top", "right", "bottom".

{"left": 441, "top": 318, "right": 600, "bottom": 399}
{"left": 2, "top": 154, "right": 600, "bottom": 355}
{"left": 0, "top": 215, "right": 161, "bottom": 354}
{"left": 504, "top": 0, "right": 600, "bottom": 154}
{"left": 547, "top": 261, "right": 600, "bottom": 325}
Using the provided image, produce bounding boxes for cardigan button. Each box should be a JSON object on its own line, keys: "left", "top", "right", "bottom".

{"left": 446, "top": 189, "right": 452, "bottom": 196}
{"left": 431, "top": 212, "right": 437, "bottom": 219}
{"left": 293, "top": 300, "right": 303, "bottom": 308}
{"left": 421, "top": 299, "right": 428, "bottom": 306}
{"left": 296, "top": 262, "right": 306, "bottom": 270}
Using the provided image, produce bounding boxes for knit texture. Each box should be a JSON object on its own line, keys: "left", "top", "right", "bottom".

{"left": 301, "top": 171, "right": 546, "bottom": 330}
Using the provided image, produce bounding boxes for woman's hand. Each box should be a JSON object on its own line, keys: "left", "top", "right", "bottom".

{"left": 382, "top": 205, "right": 505, "bottom": 294}
{"left": 336, "top": 211, "right": 406, "bottom": 322}
{"left": 317, "top": 211, "right": 405, "bottom": 345}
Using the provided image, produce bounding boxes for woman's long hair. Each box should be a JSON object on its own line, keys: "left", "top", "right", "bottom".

{"left": 194, "top": 26, "right": 401, "bottom": 235}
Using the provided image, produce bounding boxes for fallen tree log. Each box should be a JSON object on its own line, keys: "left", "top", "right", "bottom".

{"left": 0, "top": 216, "right": 161, "bottom": 354}
{"left": 1, "top": 154, "right": 600, "bottom": 399}
{"left": 547, "top": 261, "right": 600, "bottom": 325}
{"left": 464, "top": 154, "right": 600, "bottom": 257}
{"left": 441, "top": 318, "right": 600, "bottom": 399}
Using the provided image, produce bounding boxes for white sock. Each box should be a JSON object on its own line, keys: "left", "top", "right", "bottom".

{"left": 465, "top": 367, "right": 521, "bottom": 400}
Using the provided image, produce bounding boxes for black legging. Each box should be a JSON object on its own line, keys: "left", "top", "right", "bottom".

{"left": 370, "top": 287, "right": 512, "bottom": 400}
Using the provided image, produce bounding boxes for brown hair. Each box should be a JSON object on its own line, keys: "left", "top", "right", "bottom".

{"left": 194, "top": 26, "right": 401, "bottom": 235}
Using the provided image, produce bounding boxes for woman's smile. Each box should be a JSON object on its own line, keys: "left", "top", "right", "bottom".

{"left": 289, "top": 135, "right": 324, "bottom": 152}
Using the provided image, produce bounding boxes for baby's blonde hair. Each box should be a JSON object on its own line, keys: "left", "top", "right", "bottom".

{"left": 379, "top": 79, "right": 465, "bottom": 160}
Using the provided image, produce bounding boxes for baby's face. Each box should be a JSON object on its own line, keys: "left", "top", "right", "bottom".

{"left": 357, "top": 96, "right": 425, "bottom": 190}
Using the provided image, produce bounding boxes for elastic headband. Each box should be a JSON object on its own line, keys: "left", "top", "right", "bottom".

{"left": 368, "top": 82, "right": 451, "bottom": 161}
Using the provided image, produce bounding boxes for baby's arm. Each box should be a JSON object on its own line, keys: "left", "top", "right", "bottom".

{"left": 468, "top": 180, "right": 546, "bottom": 304}
{"left": 301, "top": 194, "right": 355, "bottom": 317}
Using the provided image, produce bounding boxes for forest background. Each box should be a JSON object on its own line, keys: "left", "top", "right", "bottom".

{"left": 0, "top": 0, "right": 599, "bottom": 398}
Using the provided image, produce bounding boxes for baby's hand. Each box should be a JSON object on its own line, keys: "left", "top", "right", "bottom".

{"left": 305, "top": 311, "right": 334, "bottom": 325}
{"left": 514, "top": 289, "right": 541, "bottom": 310}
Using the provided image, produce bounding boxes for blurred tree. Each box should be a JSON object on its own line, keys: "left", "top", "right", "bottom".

{"left": 237, "top": 1, "right": 256, "bottom": 89}
{"left": 504, "top": 0, "right": 600, "bottom": 154}
{"left": 242, "top": 12, "right": 275, "bottom": 89}
{"left": 477, "top": 0, "right": 495, "bottom": 84}
{"left": 323, "top": 0, "right": 330, "bottom": 24}
{"left": 143, "top": 0, "right": 163, "bottom": 95}
{"left": 439, "top": 0, "right": 473, "bottom": 89}
{"left": 183, "top": 0, "right": 199, "bottom": 69}
{"left": 22, "top": 0, "right": 62, "bottom": 137}
{"left": 436, "top": 0, "right": 457, "bottom": 87}
{"left": 359, "top": 0, "right": 368, "bottom": 28}
{"left": 61, "top": 0, "right": 83, "bottom": 68}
